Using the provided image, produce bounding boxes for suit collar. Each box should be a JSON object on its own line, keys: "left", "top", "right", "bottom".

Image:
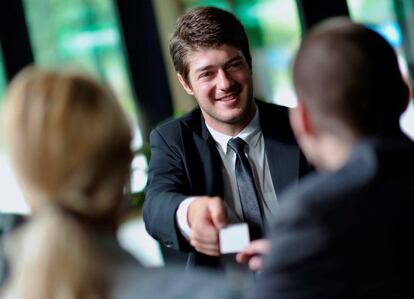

{"left": 190, "top": 99, "right": 302, "bottom": 195}
{"left": 205, "top": 107, "right": 261, "bottom": 154}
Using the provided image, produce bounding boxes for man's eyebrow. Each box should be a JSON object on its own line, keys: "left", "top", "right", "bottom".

{"left": 193, "top": 54, "right": 244, "bottom": 74}
{"left": 194, "top": 64, "right": 214, "bottom": 74}
{"left": 224, "top": 55, "right": 243, "bottom": 67}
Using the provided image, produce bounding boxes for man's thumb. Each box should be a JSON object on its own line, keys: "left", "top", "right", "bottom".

{"left": 208, "top": 197, "right": 227, "bottom": 229}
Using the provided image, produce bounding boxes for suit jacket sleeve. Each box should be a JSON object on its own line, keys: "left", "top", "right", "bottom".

{"left": 143, "top": 127, "right": 193, "bottom": 252}
{"left": 254, "top": 184, "right": 346, "bottom": 299}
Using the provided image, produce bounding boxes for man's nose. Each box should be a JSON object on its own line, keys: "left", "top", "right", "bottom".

{"left": 217, "top": 69, "right": 234, "bottom": 90}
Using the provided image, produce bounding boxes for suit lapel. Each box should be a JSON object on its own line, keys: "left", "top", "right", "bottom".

{"left": 192, "top": 111, "right": 223, "bottom": 197}
{"left": 187, "top": 112, "right": 222, "bottom": 269}
{"left": 258, "top": 101, "right": 300, "bottom": 198}
{"left": 264, "top": 136, "right": 300, "bottom": 195}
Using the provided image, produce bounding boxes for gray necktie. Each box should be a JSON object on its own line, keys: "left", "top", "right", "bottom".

{"left": 228, "top": 137, "right": 263, "bottom": 240}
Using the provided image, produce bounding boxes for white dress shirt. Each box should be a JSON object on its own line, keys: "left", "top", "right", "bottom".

{"left": 176, "top": 109, "right": 278, "bottom": 238}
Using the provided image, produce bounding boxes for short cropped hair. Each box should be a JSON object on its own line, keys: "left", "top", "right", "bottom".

{"left": 293, "top": 18, "right": 408, "bottom": 135}
{"left": 169, "top": 6, "right": 252, "bottom": 82}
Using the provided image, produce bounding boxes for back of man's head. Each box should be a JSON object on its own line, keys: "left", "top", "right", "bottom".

{"left": 293, "top": 17, "right": 409, "bottom": 137}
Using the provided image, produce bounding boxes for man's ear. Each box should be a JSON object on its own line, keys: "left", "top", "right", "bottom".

{"left": 289, "top": 100, "right": 320, "bottom": 167}
{"left": 177, "top": 73, "right": 194, "bottom": 95}
{"left": 289, "top": 101, "right": 314, "bottom": 140}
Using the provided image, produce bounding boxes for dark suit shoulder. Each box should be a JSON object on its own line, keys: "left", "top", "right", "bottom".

{"left": 277, "top": 135, "right": 414, "bottom": 228}
{"left": 256, "top": 100, "right": 295, "bottom": 143}
{"left": 257, "top": 99, "right": 290, "bottom": 121}
{"left": 277, "top": 145, "right": 378, "bottom": 223}
{"left": 151, "top": 108, "right": 203, "bottom": 143}
{"left": 257, "top": 99, "right": 289, "bottom": 112}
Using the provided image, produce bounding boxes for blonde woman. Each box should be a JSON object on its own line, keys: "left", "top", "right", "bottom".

{"left": 1, "top": 67, "right": 240, "bottom": 299}
{"left": 1, "top": 66, "right": 136, "bottom": 299}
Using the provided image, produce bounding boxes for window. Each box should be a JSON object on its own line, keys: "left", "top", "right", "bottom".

{"left": 179, "top": 0, "right": 302, "bottom": 107}
{"left": 347, "top": 0, "right": 414, "bottom": 139}
{"left": 0, "top": 45, "right": 30, "bottom": 214}
{"left": 348, "top": 0, "right": 405, "bottom": 67}
{"left": 23, "top": 0, "right": 148, "bottom": 194}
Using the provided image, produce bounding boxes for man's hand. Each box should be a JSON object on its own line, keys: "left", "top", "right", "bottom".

{"left": 236, "top": 239, "right": 270, "bottom": 271}
{"left": 188, "top": 196, "right": 227, "bottom": 256}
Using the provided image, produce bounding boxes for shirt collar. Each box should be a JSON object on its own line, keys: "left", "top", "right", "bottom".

{"left": 205, "top": 107, "right": 261, "bottom": 154}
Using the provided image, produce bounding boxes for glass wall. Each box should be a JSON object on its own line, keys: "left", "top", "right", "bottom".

{"left": 347, "top": 0, "right": 414, "bottom": 139}
{"left": 23, "top": 0, "right": 137, "bottom": 121}
{"left": 179, "top": 0, "right": 302, "bottom": 107}
{"left": 348, "top": 0, "right": 405, "bottom": 68}
{"left": 0, "top": 46, "right": 30, "bottom": 214}
{"left": 14, "top": 0, "right": 154, "bottom": 263}
{"left": 22, "top": 0, "right": 148, "bottom": 195}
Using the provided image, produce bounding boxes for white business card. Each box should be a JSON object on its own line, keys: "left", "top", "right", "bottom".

{"left": 219, "top": 223, "right": 250, "bottom": 254}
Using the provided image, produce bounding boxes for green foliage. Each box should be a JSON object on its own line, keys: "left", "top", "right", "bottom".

{"left": 22, "top": 0, "right": 137, "bottom": 121}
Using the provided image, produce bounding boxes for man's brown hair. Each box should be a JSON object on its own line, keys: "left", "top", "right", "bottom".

{"left": 293, "top": 18, "right": 409, "bottom": 136}
{"left": 169, "top": 6, "right": 252, "bottom": 83}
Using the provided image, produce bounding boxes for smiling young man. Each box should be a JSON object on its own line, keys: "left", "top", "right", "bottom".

{"left": 143, "top": 6, "right": 309, "bottom": 276}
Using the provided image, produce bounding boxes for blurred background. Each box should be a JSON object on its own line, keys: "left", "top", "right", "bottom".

{"left": 1, "top": 0, "right": 413, "bottom": 266}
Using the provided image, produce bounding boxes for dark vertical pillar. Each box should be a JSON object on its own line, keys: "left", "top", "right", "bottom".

{"left": 296, "top": 0, "right": 350, "bottom": 34}
{"left": 394, "top": 0, "right": 414, "bottom": 90}
{"left": 114, "top": 0, "right": 174, "bottom": 141}
{"left": 0, "top": 0, "right": 34, "bottom": 81}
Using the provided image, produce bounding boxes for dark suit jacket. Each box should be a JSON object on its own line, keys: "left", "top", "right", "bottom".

{"left": 143, "top": 100, "right": 309, "bottom": 268}
{"left": 255, "top": 133, "right": 414, "bottom": 299}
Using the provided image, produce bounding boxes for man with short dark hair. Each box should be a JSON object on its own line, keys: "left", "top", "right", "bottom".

{"left": 143, "top": 6, "right": 309, "bottom": 276}
{"left": 239, "top": 18, "right": 413, "bottom": 298}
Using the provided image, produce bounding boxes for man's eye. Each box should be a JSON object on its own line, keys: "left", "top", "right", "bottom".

{"left": 199, "top": 72, "right": 212, "bottom": 79}
{"left": 228, "top": 62, "right": 242, "bottom": 70}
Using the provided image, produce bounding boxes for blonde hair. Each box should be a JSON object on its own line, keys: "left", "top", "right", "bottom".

{"left": 2, "top": 207, "right": 110, "bottom": 299}
{"left": 4, "top": 66, "right": 133, "bottom": 218}
{"left": 1, "top": 66, "right": 134, "bottom": 299}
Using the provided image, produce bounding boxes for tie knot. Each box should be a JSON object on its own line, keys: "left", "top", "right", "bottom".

{"left": 228, "top": 137, "right": 246, "bottom": 154}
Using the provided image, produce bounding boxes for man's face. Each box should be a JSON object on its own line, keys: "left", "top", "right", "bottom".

{"left": 178, "top": 44, "right": 255, "bottom": 134}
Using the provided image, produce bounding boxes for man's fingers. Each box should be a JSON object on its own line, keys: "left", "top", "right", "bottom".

{"left": 248, "top": 256, "right": 264, "bottom": 272}
{"left": 191, "top": 232, "right": 218, "bottom": 245}
{"left": 193, "top": 246, "right": 220, "bottom": 256}
{"left": 191, "top": 215, "right": 219, "bottom": 240}
{"left": 236, "top": 239, "right": 270, "bottom": 270}
{"left": 190, "top": 216, "right": 220, "bottom": 256}
{"left": 242, "top": 239, "right": 270, "bottom": 256}
{"left": 191, "top": 226, "right": 219, "bottom": 245}
{"left": 208, "top": 197, "right": 227, "bottom": 229}
{"left": 190, "top": 239, "right": 220, "bottom": 251}
{"left": 190, "top": 228, "right": 220, "bottom": 256}
{"left": 187, "top": 196, "right": 227, "bottom": 256}
{"left": 190, "top": 239, "right": 220, "bottom": 256}
{"left": 236, "top": 251, "right": 250, "bottom": 263}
